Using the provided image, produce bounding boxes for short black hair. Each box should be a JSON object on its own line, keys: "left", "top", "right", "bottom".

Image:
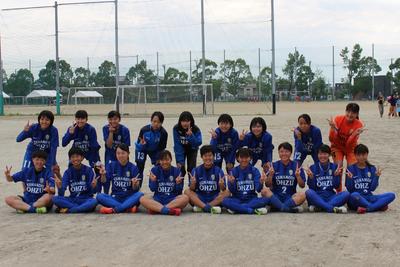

{"left": 116, "top": 143, "right": 130, "bottom": 153}
{"left": 151, "top": 111, "right": 165, "bottom": 123}
{"left": 278, "top": 142, "right": 293, "bottom": 153}
{"left": 38, "top": 110, "right": 54, "bottom": 126}
{"left": 217, "top": 113, "right": 234, "bottom": 127}
{"left": 75, "top": 110, "right": 88, "bottom": 119}
{"left": 298, "top": 114, "right": 311, "bottom": 124}
{"left": 318, "top": 144, "right": 331, "bottom": 154}
{"left": 159, "top": 150, "right": 172, "bottom": 161}
{"left": 354, "top": 144, "right": 369, "bottom": 155}
{"left": 200, "top": 145, "right": 214, "bottom": 157}
{"left": 236, "top": 147, "right": 252, "bottom": 159}
{"left": 32, "top": 150, "right": 48, "bottom": 161}
{"left": 107, "top": 110, "right": 121, "bottom": 119}
{"left": 68, "top": 147, "right": 85, "bottom": 158}
{"left": 250, "top": 117, "right": 267, "bottom": 132}
{"left": 178, "top": 111, "right": 195, "bottom": 126}
{"left": 346, "top": 103, "right": 360, "bottom": 114}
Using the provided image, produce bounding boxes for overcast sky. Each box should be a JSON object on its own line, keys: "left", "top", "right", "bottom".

{"left": 1, "top": 0, "right": 399, "bottom": 81}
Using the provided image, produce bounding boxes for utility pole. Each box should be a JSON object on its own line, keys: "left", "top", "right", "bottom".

{"left": 271, "top": 0, "right": 276, "bottom": 114}
{"left": 201, "top": 0, "right": 206, "bottom": 115}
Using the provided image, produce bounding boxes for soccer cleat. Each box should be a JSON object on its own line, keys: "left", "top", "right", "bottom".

{"left": 308, "top": 205, "right": 322, "bottom": 212}
{"left": 380, "top": 205, "right": 389, "bottom": 212}
{"left": 16, "top": 209, "right": 25, "bottom": 214}
{"left": 100, "top": 207, "right": 114, "bottom": 214}
{"left": 357, "top": 207, "right": 367, "bottom": 214}
{"left": 210, "top": 206, "right": 222, "bottom": 214}
{"left": 254, "top": 207, "right": 268, "bottom": 215}
{"left": 128, "top": 206, "right": 138, "bottom": 213}
{"left": 333, "top": 206, "right": 348, "bottom": 214}
{"left": 147, "top": 209, "right": 158, "bottom": 215}
{"left": 169, "top": 208, "right": 182, "bottom": 216}
{"left": 289, "top": 206, "right": 304, "bottom": 213}
{"left": 227, "top": 209, "right": 235, "bottom": 214}
{"left": 35, "top": 207, "right": 48, "bottom": 214}
{"left": 58, "top": 208, "right": 69, "bottom": 214}
{"left": 192, "top": 206, "right": 203, "bottom": 213}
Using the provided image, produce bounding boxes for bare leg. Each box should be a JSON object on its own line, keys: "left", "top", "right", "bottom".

{"left": 292, "top": 192, "right": 306, "bottom": 205}
{"left": 33, "top": 194, "right": 53, "bottom": 208}
{"left": 139, "top": 195, "right": 164, "bottom": 213}
{"left": 166, "top": 194, "right": 189, "bottom": 209}
{"left": 184, "top": 189, "right": 206, "bottom": 209}
{"left": 5, "top": 196, "right": 30, "bottom": 211}
{"left": 209, "top": 190, "right": 230, "bottom": 206}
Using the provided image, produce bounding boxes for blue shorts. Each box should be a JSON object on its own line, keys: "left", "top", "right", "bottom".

{"left": 273, "top": 192, "right": 292, "bottom": 203}
{"left": 197, "top": 193, "right": 218, "bottom": 204}
{"left": 19, "top": 195, "right": 38, "bottom": 205}
{"left": 153, "top": 195, "right": 176, "bottom": 205}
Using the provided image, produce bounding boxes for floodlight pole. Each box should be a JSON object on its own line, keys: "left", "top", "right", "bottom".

{"left": 0, "top": 33, "right": 4, "bottom": 116}
{"left": 201, "top": 0, "right": 206, "bottom": 115}
{"left": 271, "top": 0, "right": 276, "bottom": 114}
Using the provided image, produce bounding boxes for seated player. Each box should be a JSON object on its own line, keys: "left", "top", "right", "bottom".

{"left": 97, "top": 144, "right": 144, "bottom": 214}
{"left": 346, "top": 144, "right": 396, "bottom": 214}
{"left": 52, "top": 147, "right": 98, "bottom": 213}
{"left": 305, "top": 144, "right": 349, "bottom": 213}
{"left": 262, "top": 142, "right": 306, "bottom": 213}
{"left": 4, "top": 151, "right": 54, "bottom": 213}
{"left": 221, "top": 148, "right": 269, "bottom": 215}
{"left": 184, "top": 145, "right": 229, "bottom": 214}
{"left": 139, "top": 150, "right": 189, "bottom": 216}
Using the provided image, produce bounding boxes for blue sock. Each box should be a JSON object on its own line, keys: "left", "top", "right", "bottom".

{"left": 222, "top": 197, "right": 254, "bottom": 214}
{"left": 269, "top": 195, "right": 284, "bottom": 211}
{"left": 306, "top": 189, "right": 334, "bottom": 212}
{"left": 328, "top": 191, "right": 350, "bottom": 208}
{"left": 28, "top": 205, "right": 36, "bottom": 213}
{"left": 350, "top": 192, "right": 370, "bottom": 209}
{"left": 283, "top": 198, "right": 297, "bottom": 212}
{"left": 161, "top": 206, "right": 170, "bottom": 215}
{"left": 115, "top": 192, "right": 144, "bottom": 213}
{"left": 69, "top": 198, "right": 98, "bottom": 213}
{"left": 367, "top": 193, "right": 396, "bottom": 212}
{"left": 203, "top": 204, "right": 212, "bottom": 212}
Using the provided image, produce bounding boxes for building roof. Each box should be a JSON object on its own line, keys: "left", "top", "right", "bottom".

{"left": 72, "top": 91, "right": 103, "bottom": 98}
{"left": 26, "top": 90, "right": 62, "bottom": 98}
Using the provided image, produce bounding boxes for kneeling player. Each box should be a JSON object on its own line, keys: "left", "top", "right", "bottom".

{"left": 139, "top": 150, "right": 189, "bottom": 216}
{"left": 52, "top": 147, "right": 98, "bottom": 213}
{"left": 262, "top": 142, "right": 306, "bottom": 213}
{"left": 4, "top": 151, "right": 54, "bottom": 213}
{"left": 97, "top": 144, "right": 144, "bottom": 214}
{"left": 184, "top": 145, "right": 229, "bottom": 214}
{"left": 305, "top": 144, "right": 349, "bottom": 213}
{"left": 221, "top": 148, "right": 269, "bottom": 215}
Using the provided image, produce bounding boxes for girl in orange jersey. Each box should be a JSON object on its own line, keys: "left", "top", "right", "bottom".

{"left": 327, "top": 103, "right": 366, "bottom": 191}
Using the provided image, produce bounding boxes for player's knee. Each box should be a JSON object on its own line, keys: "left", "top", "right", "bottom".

{"left": 261, "top": 187, "right": 273, "bottom": 197}
{"left": 5, "top": 196, "right": 15, "bottom": 206}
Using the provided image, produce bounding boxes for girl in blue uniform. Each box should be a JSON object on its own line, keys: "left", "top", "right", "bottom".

{"left": 184, "top": 145, "right": 229, "bottom": 214}
{"left": 102, "top": 110, "right": 131, "bottom": 193}
{"left": 222, "top": 148, "right": 270, "bottom": 215}
{"left": 305, "top": 144, "right": 349, "bottom": 213}
{"left": 16, "top": 110, "right": 59, "bottom": 170}
{"left": 52, "top": 147, "right": 98, "bottom": 213}
{"left": 139, "top": 150, "right": 189, "bottom": 216}
{"left": 4, "top": 151, "right": 54, "bottom": 213}
{"left": 97, "top": 144, "right": 144, "bottom": 214}
{"left": 346, "top": 144, "right": 396, "bottom": 214}
{"left": 209, "top": 113, "right": 238, "bottom": 172}
{"left": 293, "top": 114, "right": 322, "bottom": 165}
{"left": 135, "top": 111, "right": 168, "bottom": 179}
{"left": 238, "top": 117, "right": 274, "bottom": 172}
{"left": 262, "top": 142, "right": 306, "bottom": 213}
{"left": 173, "top": 111, "right": 202, "bottom": 177}
{"left": 62, "top": 110, "right": 100, "bottom": 168}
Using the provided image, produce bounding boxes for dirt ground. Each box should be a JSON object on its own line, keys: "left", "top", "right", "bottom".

{"left": 0, "top": 101, "right": 399, "bottom": 267}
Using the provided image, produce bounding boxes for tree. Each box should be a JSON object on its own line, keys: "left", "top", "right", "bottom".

{"left": 5, "top": 69, "right": 34, "bottom": 96}
{"left": 256, "top": 66, "right": 272, "bottom": 98}
{"left": 340, "top": 44, "right": 363, "bottom": 87}
{"left": 162, "top": 67, "right": 188, "bottom": 84}
{"left": 311, "top": 70, "right": 328, "bottom": 100}
{"left": 282, "top": 50, "right": 314, "bottom": 94}
{"left": 126, "top": 60, "right": 156, "bottom": 85}
{"left": 94, "top": 60, "right": 116, "bottom": 87}
{"left": 358, "top": 56, "right": 381, "bottom": 77}
{"left": 220, "top": 58, "right": 253, "bottom": 96}
{"left": 387, "top": 58, "right": 400, "bottom": 91}
{"left": 73, "top": 67, "right": 91, "bottom": 87}
{"left": 192, "top": 59, "right": 218, "bottom": 83}
{"left": 38, "top": 60, "right": 73, "bottom": 89}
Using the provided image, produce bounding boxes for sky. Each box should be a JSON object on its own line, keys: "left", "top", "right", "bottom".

{"left": 1, "top": 0, "right": 399, "bottom": 82}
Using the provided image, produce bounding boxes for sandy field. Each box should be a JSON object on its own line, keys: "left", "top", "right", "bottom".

{"left": 0, "top": 101, "right": 399, "bottom": 267}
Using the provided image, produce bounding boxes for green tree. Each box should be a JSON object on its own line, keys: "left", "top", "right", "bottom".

{"left": 73, "top": 67, "right": 91, "bottom": 87}
{"left": 311, "top": 70, "right": 328, "bottom": 100}
{"left": 94, "top": 60, "right": 116, "bottom": 87}
{"left": 38, "top": 60, "right": 73, "bottom": 89}
{"left": 340, "top": 44, "right": 363, "bottom": 87}
{"left": 256, "top": 66, "right": 272, "bottom": 98}
{"left": 192, "top": 59, "right": 218, "bottom": 83}
{"left": 358, "top": 56, "right": 381, "bottom": 77}
{"left": 5, "top": 69, "right": 34, "bottom": 96}
{"left": 220, "top": 58, "right": 253, "bottom": 96}
{"left": 162, "top": 67, "right": 188, "bottom": 84}
{"left": 126, "top": 60, "right": 156, "bottom": 85}
{"left": 387, "top": 58, "right": 400, "bottom": 91}
{"left": 282, "top": 50, "right": 314, "bottom": 94}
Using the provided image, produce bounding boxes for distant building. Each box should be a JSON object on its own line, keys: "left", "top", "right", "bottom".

{"left": 238, "top": 84, "right": 259, "bottom": 100}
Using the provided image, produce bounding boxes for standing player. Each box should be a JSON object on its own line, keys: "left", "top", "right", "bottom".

{"left": 62, "top": 110, "right": 100, "bottom": 168}
{"left": 52, "top": 147, "right": 98, "bottom": 213}
{"left": 16, "top": 110, "right": 59, "bottom": 170}
{"left": 97, "top": 144, "right": 144, "bottom": 214}
{"left": 173, "top": 111, "right": 202, "bottom": 177}
{"left": 293, "top": 114, "right": 322, "bottom": 166}
{"left": 209, "top": 113, "right": 238, "bottom": 172}
{"left": 135, "top": 111, "right": 168, "bottom": 180}
{"left": 102, "top": 110, "right": 131, "bottom": 193}
{"left": 377, "top": 92, "right": 385, "bottom": 118}
{"left": 4, "top": 151, "right": 54, "bottom": 213}
{"left": 305, "top": 144, "right": 349, "bottom": 213}
{"left": 139, "top": 150, "right": 189, "bottom": 216}
{"left": 184, "top": 145, "right": 229, "bottom": 214}
{"left": 221, "top": 148, "right": 269, "bottom": 215}
{"left": 346, "top": 144, "right": 396, "bottom": 214}
{"left": 262, "top": 142, "right": 306, "bottom": 213}
{"left": 327, "top": 103, "right": 365, "bottom": 191}
{"left": 238, "top": 117, "right": 274, "bottom": 172}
